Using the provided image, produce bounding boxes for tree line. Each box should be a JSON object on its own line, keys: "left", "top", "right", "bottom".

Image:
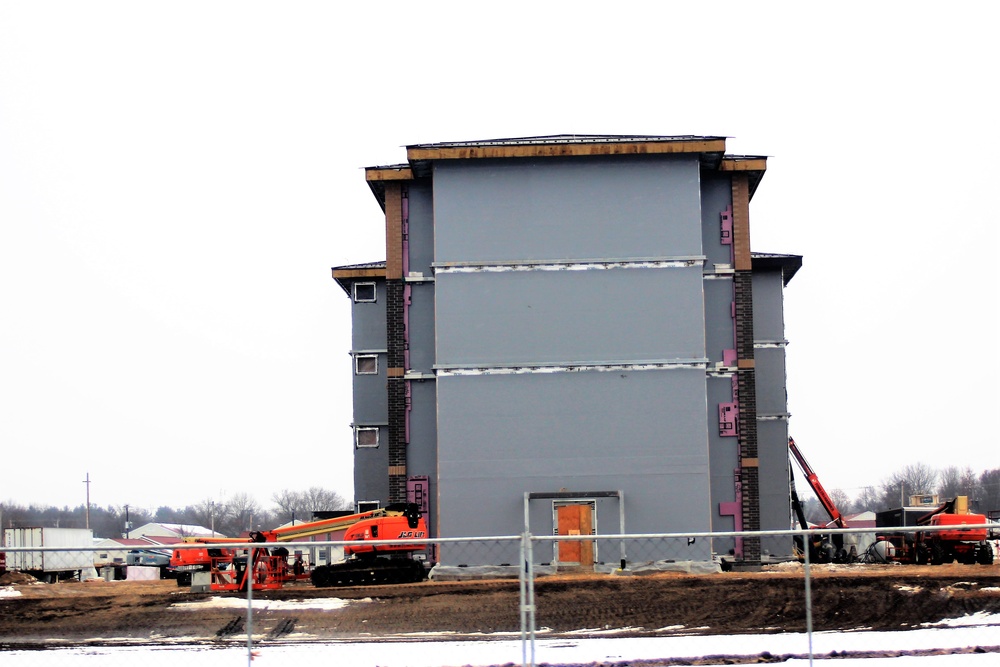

{"left": 0, "top": 487, "right": 351, "bottom": 540}
{"left": 803, "top": 464, "right": 1000, "bottom": 525}
{"left": 5, "top": 464, "right": 997, "bottom": 540}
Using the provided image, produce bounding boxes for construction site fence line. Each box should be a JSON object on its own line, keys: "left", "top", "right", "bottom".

{"left": 3, "top": 522, "right": 992, "bottom": 554}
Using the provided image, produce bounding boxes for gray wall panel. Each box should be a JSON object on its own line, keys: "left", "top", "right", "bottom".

{"left": 752, "top": 271, "right": 786, "bottom": 342}
{"left": 703, "top": 276, "right": 734, "bottom": 365}
{"left": 407, "top": 181, "right": 434, "bottom": 275}
{"left": 407, "top": 379, "right": 437, "bottom": 540}
{"left": 352, "top": 368, "right": 388, "bottom": 423}
{"left": 433, "top": 156, "right": 703, "bottom": 263}
{"left": 757, "top": 419, "right": 792, "bottom": 557}
{"left": 752, "top": 269, "right": 792, "bottom": 556}
{"left": 436, "top": 267, "right": 707, "bottom": 366}
{"left": 354, "top": 428, "right": 389, "bottom": 505}
{"left": 707, "top": 374, "right": 739, "bottom": 530}
{"left": 407, "top": 380, "right": 437, "bottom": 478}
{"left": 753, "top": 347, "right": 787, "bottom": 417}
{"left": 436, "top": 370, "right": 713, "bottom": 542}
{"left": 408, "top": 282, "right": 435, "bottom": 373}
{"left": 700, "top": 174, "right": 734, "bottom": 268}
{"left": 352, "top": 282, "right": 387, "bottom": 350}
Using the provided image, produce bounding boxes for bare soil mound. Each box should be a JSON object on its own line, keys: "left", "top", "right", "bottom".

{"left": 0, "top": 571, "right": 38, "bottom": 586}
{"left": 1, "top": 563, "right": 998, "bottom": 648}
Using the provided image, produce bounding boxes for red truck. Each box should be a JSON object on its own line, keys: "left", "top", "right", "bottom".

{"left": 875, "top": 496, "right": 994, "bottom": 565}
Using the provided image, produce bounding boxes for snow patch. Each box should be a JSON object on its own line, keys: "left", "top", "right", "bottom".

{"left": 0, "top": 586, "right": 23, "bottom": 598}
{"left": 763, "top": 561, "right": 802, "bottom": 571}
{"left": 565, "top": 626, "right": 644, "bottom": 636}
{"left": 170, "top": 597, "right": 365, "bottom": 611}
{"left": 920, "top": 611, "right": 1000, "bottom": 628}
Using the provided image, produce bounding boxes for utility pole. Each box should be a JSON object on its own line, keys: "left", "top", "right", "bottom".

{"left": 83, "top": 473, "right": 91, "bottom": 529}
{"left": 124, "top": 504, "right": 130, "bottom": 539}
{"left": 210, "top": 501, "right": 215, "bottom": 537}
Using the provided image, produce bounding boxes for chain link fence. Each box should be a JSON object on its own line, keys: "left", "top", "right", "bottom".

{"left": 1, "top": 523, "right": 997, "bottom": 666}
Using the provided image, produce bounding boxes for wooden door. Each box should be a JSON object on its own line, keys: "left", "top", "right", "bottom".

{"left": 556, "top": 503, "right": 594, "bottom": 570}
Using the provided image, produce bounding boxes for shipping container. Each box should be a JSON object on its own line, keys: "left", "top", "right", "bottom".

{"left": 2, "top": 527, "right": 94, "bottom": 582}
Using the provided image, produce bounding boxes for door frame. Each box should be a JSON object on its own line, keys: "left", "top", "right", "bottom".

{"left": 552, "top": 499, "right": 597, "bottom": 566}
{"left": 523, "top": 490, "right": 626, "bottom": 569}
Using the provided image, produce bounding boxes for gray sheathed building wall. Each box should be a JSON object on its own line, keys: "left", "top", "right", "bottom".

{"left": 752, "top": 269, "right": 793, "bottom": 557}
{"left": 432, "top": 155, "right": 715, "bottom": 559}
{"left": 433, "top": 156, "right": 703, "bottom": 262}
{"left": 405, "top": 180, "right": 438, "bottom": 527}
{"left": 352, "top": 279, "right": 389, "bottom": 505}
{"left": 700, "top": 173, "right": 739, "bottom": 538}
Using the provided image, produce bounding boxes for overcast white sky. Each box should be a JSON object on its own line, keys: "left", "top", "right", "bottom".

{"left": 1, "top": 2, "right": 997, "bottom": 514}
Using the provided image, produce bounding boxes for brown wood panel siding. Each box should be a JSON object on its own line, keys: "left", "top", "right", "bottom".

{"left": 731, "top": 175, "right": 752, "bottom": 271}
{"left": 385, "top": 183, "right": 404, "bottom": 280}
{"left": 366, "top": 167, "right": 414, "bottom": 182}
{"left": 331, "top": 267, "right": 386, "bottom": 280}
{"left": 720, "top": 158, "right": 767, "bottom": 172}
{"left": 407, "top": 139, "right": 726, "bottom": 162}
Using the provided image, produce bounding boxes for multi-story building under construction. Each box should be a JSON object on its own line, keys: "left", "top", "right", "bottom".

{"left": 332, "top": 135, "right": 801, "bottom": 566}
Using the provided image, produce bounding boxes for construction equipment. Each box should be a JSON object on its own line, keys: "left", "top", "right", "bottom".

{"left": 168, "top": 546, "right": 236, "bottom": 587}
{"left": 308, "top": 503, "right": 428, "bottom": 587}
{"left": 169, "top": 503, "right": 428, "bottom": 590}
{"left": 788, "top": 436, "right": 854, "bottom": 563}
{"left": 872, "top": 496, "right": 994, "bottom": 565}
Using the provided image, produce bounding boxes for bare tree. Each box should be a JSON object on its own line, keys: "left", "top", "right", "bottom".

{"left": 937, "top": 466, "right": 963, "bottom": 500}
{"left": 855, "top": 486, "right": 880, "bottom": 513}
{"left": 980, "top": 469, "right": 1000, "bottom": 514}
{"left": 271, "top": 489, "right": 303, "bottom": 523}
{"left": 878, "top": 463, "right": 938, "bottom": 510}
{"left": 220, "top": 492, "right": 261, "bottom": 536}
{"left": 828, "top": 488, "right": 854, "bottom": 517}
{"left": 182, "top": 499, "right": 223, "bottom": 536}
{"left": 801, "top": 497, "right": 823, "bottom": 525}
{"left": 959, "top": 468, "right": 983, "bottom": 504}
{"left": 271, "top": 487, "right": 350, "bottom": 524}
{"left": 0, "top": 501, "right": 29, "bottom": 529}
{"left": 899, "top": 463, "right": 938, "bottom": 496}
{"left": 301, "top": 487, "right": 350, "bottom": 513}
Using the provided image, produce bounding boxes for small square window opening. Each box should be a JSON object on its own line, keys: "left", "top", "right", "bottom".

{"left": 355, "top": 355, "right": 378, "bottom": 375}
{"left": 356, "top": 427, "right": 379, "bottom": 448}
{"left": 354, "top": 282, "right": 376, "bottom": 303}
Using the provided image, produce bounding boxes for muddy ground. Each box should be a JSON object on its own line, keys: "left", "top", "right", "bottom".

{"left": 2, "top": 563, "right": 999, "bottom": 652}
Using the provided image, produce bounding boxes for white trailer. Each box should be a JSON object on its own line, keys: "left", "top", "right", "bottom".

{"left": 3, "top": 527, "right": 94, "bottom": 582}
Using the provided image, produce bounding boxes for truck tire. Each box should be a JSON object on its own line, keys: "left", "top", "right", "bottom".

{"left": 978, "top": 543, "right": 995, "bottom": 565}
{"left": 930, "top": 540, "right": 944, "bottom": 566}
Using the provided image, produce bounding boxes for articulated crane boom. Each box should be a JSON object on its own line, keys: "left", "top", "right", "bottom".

{"left": 788, "top": 436, "right": 846, "bottom": 529}
{"left": 788, "top": 436, "right": 853, "bottom": 563}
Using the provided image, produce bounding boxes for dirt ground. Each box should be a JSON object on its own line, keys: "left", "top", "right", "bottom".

{"left": 2, "top": 563, "right": 999, "bottom": 652}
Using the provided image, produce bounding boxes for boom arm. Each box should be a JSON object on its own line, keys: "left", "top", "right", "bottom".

{"left": 261, "top": 503, "right": 423, "bottom": 542}
{"left": 788, "top": 437, "right": 847, "bottom": 529}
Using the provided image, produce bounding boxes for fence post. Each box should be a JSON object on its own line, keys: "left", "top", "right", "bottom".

{"left": 803, "top": 529, "right": 814, "bottom": 667}
{"left": 246, "top": 553, "right": 254, "bottom": 666}
{"left": 528, "top": 535, "right": 537, "bottom": 667}
{"left": 520, "top": 531, "right": 528, "bottom": 667}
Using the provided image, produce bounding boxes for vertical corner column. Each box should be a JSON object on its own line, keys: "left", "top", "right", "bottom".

{"left": 732, "top": 175, "right": 761, "bottom": 562}
{"left": 385, "top": 182, "right": 408, "bottom": 503}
